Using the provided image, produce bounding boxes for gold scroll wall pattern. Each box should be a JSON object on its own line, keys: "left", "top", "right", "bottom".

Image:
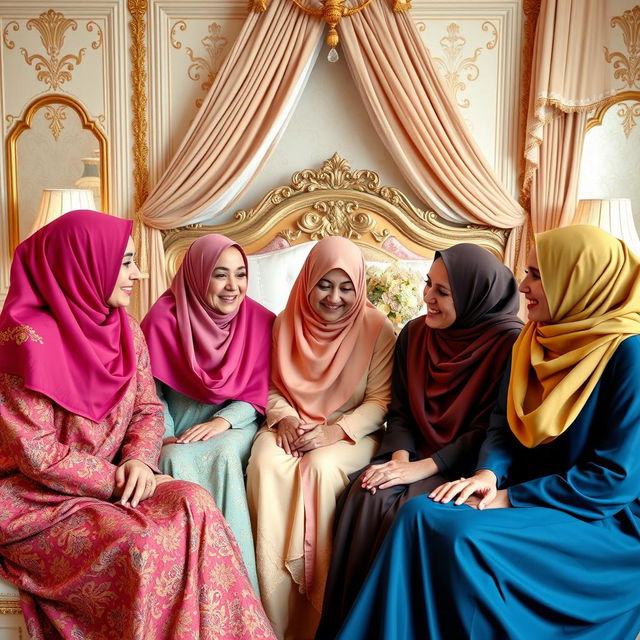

{"left": 170, "top": 21, "right": 230, "bottom": 109}
{"left": 3, "top": 10, "right": 103, "bottom": 92}
{"left": 415, "top": 20, "right": 498, "bottom": 110}
{"left": 2, "top": 10, "right": 106, "bottom": 136}
{"left": 598, "top": 5, "right": 640, "bottom": 138}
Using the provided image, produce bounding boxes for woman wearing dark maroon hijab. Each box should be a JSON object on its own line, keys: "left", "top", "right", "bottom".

{"left": 316, "top": 243, "right": 522, "bottom": 639}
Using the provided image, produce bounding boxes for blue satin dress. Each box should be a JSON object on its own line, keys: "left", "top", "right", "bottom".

{"left": 337, "top": 335, "right": 640, "bottom": 640}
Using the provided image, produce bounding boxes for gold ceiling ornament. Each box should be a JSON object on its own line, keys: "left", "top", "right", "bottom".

{"left": 250, "top": 1, "right": 411, "bottom": 62}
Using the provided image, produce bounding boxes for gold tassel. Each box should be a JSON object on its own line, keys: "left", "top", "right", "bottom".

{"left": 392, "top": 0, "right": 411, "bottom": 12}
{"left": 249, "top": 0, "right": 267, "bottom": 12}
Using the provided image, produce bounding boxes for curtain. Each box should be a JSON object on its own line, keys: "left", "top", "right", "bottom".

{"left": 339, "top": 1, "right": 526, "bottom": 269}
{"left": 523, "top": 0, "right": 627, "bottom": 253}
{"left": 135, "top": 0, "right": 323, "bottom": 315}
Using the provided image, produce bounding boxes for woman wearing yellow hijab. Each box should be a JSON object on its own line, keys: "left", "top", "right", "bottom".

{"left": 336, "top": 226, "right": 640, "bottom": 640}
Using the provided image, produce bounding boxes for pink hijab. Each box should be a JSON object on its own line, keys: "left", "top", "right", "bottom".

{"left": 141, "top": 234, "right": 275, "bottom": 413}
{"left": 0, "top": 209, "right": 136, "bottom": 422}
{"left": 271, "top": 236, "right": 386, "bottom": 423}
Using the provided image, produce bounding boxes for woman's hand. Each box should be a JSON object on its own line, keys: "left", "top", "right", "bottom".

{"left": 112, "top": 459, "right": 156, "bottom": 508}
{"left": 176, "top": 417, "right": 231, "bottom": 443}
{"left": 429, "top": 469, "right": 498, "bottom": 509}
{"left": 155, "top": 474, "right": 174, "bottom": 486}
{"left": 293, "top": 422, "right": 347, "bottom": 453}
{"left": 478, "top": 488, "right": 511, "bottom": 509}
{"left": 361, "top": 456, "right": 438, "bottom": 494}
{"left": 275, "top": 416, "right": 304, "bottom": 456}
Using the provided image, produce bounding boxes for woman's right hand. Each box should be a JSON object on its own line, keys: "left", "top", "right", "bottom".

{"left": 429, "top": 469, "right": 498, "bottom": 509}
{"left": 275, "top": 416, "right": 303, "bottom": 457}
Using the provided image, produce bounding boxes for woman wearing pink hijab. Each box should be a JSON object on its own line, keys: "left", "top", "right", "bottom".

{"left": 141, "top": 234, "right": 275, "bottom": 592}
{"left": 246, "top": 236, "right": 396, "bottom": 639}
{"left": 0, "top": 211, "right": 275, "bottom": 640}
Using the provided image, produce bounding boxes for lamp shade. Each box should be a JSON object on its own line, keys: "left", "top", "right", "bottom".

{"left": 573, "top": 198, "right": 640, "bottom": 255}
{"left": 31, "top": 188, "right": 96, "bottom": 235}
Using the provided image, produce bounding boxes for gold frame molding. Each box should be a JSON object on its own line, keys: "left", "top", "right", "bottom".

{"left": 5, "top": 93, "right": 109, "bottom": 253}
{"left": 0, "top": 597, "right": 21, "bottom": 616}
{"left": 585, "top": 90, "right": 640, "bottom": 132}
{"left": 162, "top": 154, "right": 509, "bottom": 280}
{"left": 127, "top": 0, "right": 149, "bottom": 212}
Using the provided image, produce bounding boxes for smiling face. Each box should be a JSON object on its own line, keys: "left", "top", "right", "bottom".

{"left": 423, "top": 257, "right": 457, "bottom": 329}
{"left": 206, "top": 246, "right": 247, "bottom": 314}
{"left": 107, "top": 236, "right": 140, "bottom": 307}
{"left": 519, "top": 246, "right": 552, "bottom": 323}
{"left": 309, "top": 268, "right": 357, "bottom": 322}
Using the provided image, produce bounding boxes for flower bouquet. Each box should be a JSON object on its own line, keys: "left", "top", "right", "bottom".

{"left": 366, "top": 263, "right": 425, "bottom": 330}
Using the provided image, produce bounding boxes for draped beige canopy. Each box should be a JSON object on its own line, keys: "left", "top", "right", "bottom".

{"left": 131, "top": 0, "right": 638, "bottom": 316}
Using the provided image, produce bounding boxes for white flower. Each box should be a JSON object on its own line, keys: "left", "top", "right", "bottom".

{"left": 366, "top": 263, "right": 425, "bottom": 328}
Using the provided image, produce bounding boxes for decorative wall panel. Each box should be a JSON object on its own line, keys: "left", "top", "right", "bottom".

{"left": 0, "top": 0, "right": 131, "bottom": 303}
{"left": 147, "top": 1, "right": 245, "bottom": 185}
{"left": 410, "top": 1, "right": 523, "bottom": 197}
{"left": 578, "top": 2, "right": 640, "bottom": 230}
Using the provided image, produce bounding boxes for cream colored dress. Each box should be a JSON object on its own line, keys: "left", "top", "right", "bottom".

{"left": 247, "top": 321, "right": 395, "bottom": 640}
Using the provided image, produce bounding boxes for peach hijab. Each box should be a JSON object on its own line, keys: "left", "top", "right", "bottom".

{"left": 507, "top": 225, "right": 640, "bottom": 447}
{"left": 271, "top": 237, "right": 386, "bottom": 423}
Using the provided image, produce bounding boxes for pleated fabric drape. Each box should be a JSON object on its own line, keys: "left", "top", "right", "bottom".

{"left": 135, "top": 0, "right": 323, "bottom": 314}
{"left": 340, "top": 1, "right": 526, "bottom": 269}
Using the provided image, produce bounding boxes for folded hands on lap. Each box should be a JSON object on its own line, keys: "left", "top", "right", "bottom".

{"left": 275, "top": 416, "right": 346, "bottom": 456}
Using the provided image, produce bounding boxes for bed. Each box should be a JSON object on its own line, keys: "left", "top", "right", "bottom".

{"left": 0, "top": 154, "right": 508, "bottom": 640}
{"left": 161, "top": 153, "right": 508, "bottom": 313}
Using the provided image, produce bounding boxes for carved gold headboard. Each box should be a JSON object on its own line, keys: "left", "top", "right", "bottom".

{"left": 162, "top": 154, "right": 509, "bottom": 280}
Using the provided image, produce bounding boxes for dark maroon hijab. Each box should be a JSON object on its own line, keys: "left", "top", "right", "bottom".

{"left": 407, "top": 243, "right": 523, "bottom": 454}
{"left": 0, "top": 210, "right": 136, "bottom": 422}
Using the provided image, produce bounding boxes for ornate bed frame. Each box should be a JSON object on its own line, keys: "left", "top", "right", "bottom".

{"left": 0, "top": 154, "right": 509, "bottom": 639}
{"left": 162, "top": 154, "right": 509, "bottom": 279}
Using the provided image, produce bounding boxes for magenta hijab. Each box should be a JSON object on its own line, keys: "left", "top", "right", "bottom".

{"left": 141, "top": 234, "right": 275, "bottom": 413}
{"left": 0, "top": 209, "right": 136, "bottom": 422}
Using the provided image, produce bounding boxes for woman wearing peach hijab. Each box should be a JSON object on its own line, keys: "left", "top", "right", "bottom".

{"left": 246, "top": 237, "right": 395, "bottom": 639}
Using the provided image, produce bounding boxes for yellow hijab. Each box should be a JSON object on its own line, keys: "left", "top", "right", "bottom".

{"left": 507, "top": 225, "right": 640, "bottom": 447}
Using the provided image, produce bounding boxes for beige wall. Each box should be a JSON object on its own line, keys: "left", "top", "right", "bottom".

{"left": 0, "top": 1, "right": 638, "bottom": 307}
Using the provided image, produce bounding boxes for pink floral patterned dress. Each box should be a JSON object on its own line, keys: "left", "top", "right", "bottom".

{"left": 0, "top": 319, "right": 275, "bottom": 640}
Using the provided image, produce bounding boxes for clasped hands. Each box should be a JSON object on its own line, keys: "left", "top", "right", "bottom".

{"left": 275, "top": 416, "right": 346, "bottom": 456}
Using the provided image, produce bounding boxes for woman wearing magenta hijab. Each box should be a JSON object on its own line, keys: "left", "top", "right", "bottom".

{"left": 0, "top": 211, "right": 275, "bottom": 640}
{"left": 337, "top": 226, "right": 640, "bottom": 639}
{"left": 141, "top": 234, "right": 275, "bottom": 592}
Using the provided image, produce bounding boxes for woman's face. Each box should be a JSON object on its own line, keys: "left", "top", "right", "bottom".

{"left": 207, "top": 246, "right": 247, "bottom": 314}
{"left": 107, "top": 236, "right": 140, "bottom": 307}
{"left": 520, "top": 247, "right": 552, "bottom": 322}
{"left": 309, "top": 268, "right": 356, "bottom": 322}
{"left": 423, "top": 258, "right": 457, "bottom": 329}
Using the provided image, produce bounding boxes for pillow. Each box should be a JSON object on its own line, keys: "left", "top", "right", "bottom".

{"left": 247, "top": 242, "right": 318, "bottom": 314}
{"left": 247, "top": 241, "right": 432, "bottom": 315}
